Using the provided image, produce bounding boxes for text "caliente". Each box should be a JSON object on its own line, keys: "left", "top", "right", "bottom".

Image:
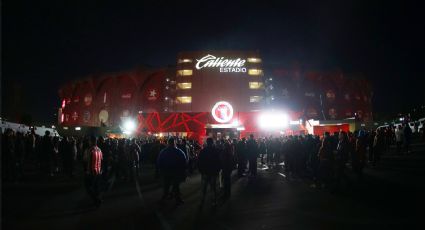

{"left": 195, "top": 54, "right": 246, "bottom": 73}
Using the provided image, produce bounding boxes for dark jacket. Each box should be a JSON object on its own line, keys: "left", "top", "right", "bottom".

{"left": 259, "top": 141, "right": 266, "bottom": 155}
{"left": 198, "top": 145, "right": 221, "bottom": 176}
{"left": 246, "top": 139, "right": 258, "bottom": 160}
{"left": 336, "top": 140, "right": 348, "bottom": 163}
{"left": 41, "top": 135, "right": 54, "bottom": 161}
{"left": 220, "top": 142, "right": 236, "bottom": 172}
{"left": 236, "top": 141, "right": 246, "bottom": 162}
{"left": 157, "top": 146, "right": 187, "bottom": 181}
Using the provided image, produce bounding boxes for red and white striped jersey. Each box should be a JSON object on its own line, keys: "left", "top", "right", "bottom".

{"left": 87, "top": 146, "right": 103, "bottom": 175}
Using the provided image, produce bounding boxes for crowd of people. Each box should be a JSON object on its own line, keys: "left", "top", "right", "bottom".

{"left": 1, "top": 121, "right": 420, "bottom": 208}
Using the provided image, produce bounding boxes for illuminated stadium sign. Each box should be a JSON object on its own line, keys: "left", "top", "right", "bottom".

{"left": 211, "top": 101, "right": 234, "bottom": 123}
{"left": 196, "top": 54, "right": 246, "bottom": 73}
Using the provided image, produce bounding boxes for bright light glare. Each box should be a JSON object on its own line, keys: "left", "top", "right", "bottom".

{"left": 258, "top": 112, "right": 289, "bottom": 129}
{"left": 122, "top": 119, "right": 137, "bottom": 135}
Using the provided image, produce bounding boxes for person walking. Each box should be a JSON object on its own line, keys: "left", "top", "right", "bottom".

{"left": 403, "top": 123, "right": 412, "bottom": 154}
{"left": 2, "top": 129, "right": 16, "bottom": 181}
{"left": 220, "top": 139, "right": 235, "bottom": 201}
{"left": 354, "top": 131, "right": 367, "bottom": 181}
{"left": 317, "top": 133, "right": 334, "bottom": 189}
{"left": 333, "top": 131, "right": 351, "bottom": 192}
{"left": 41, "top": 131, "right": 54, "bottom": 177}
{"left": 236, "top": 138, "right": 247, "bottom": 177}
{"left": 84, "top": 136, "right": 103, "bottom": 207}
{"left": 52, "top": 136, "right": 60, "bottom": 175}
{"left": 150, "top": 139, "right": 163, "bottom": 179}
{"left": 129, "top": 138, "right": 141, "bottom": 178}
{"left": 246, "top": 134, "right": 258, "bottom": 177}
{"left": 157, "top": 137, "right": 187, "bottom": 206}
{"left": 395, "top": 125, "right": 404, "bottom": 155}
{"left": 367, "top": 131, "right": 375, "bottom": 163}
{"left": 61, "top": 137, "right": 74, "bottom": 177}
{"left": 15, "top": 132, "right": 26, "bottom": 180}
{"left": 198, "top": 138, "right": 221, "bottom": 208}
{"left": 259, "top": 138, "right": 267, "bottom": 165}
{"left": 373, "top": 128, "right": 385, "bottom": 166}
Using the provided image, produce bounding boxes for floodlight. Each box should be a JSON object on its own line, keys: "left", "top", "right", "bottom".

{"left": 258, "top": 112, "right": 289, "bottom": 130}
{"left": 122, "top": 119, "right": 137, "bottom": 135}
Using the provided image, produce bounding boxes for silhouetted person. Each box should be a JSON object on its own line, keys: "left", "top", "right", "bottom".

{"left": 61, "top": 137, "right": 75, "bottom": 177}
{"left": 333, "top": 131, "right": 351, "bottom": 192}
{"left": 117, "top": 139, "right": 128, "bottom": 180}
{"left": 318, "top": 133, "right": 334, "bottom": 189}
{"left": 259, "top": 138, "right": 267, "bottom": 164}
{"left": 84, "top": 136, "right": 103, "bottom": 207}
{"left": 157, "top": 137, "right": 187, "bottom": 206}
{"left": 198, "top": 138, "right": 221, "bottom": 208}
{"left": 129, "top": 138, "right": 141, "bottom": 177}
{"left": 220, "top": 140, "right": 235, "bottom": 201}
{"left": 15, "top": 132, "right": 26, "bottom": 179}
{"left": 41, "top": 131, "right": 54, "bottom": 176}
{"left": 177, "top": 139, "right": 189, "bottom": 163}
{"left": 367, "top": 131, "right": 375, "bottom": 163}
{"left": 2, "top": 129, "right": 16, "bottom": 181}
{"left": 354, "top": 131, "right": 367, "bottom": 181}
{"left": 246, "top": 134, "right": 258, "bottom": 177}
{"left": 373, "top": 128, "right": 385, "bottom": 166}
{"left": 403, "top": 123, "right": 412, "bottom": 154}
{"left": 309, "top": 135, "right": 321, "bottom": 186}
{"left": 52, "top": 136, "right": 60, "bottom": 174}
{"left": 150, "top": 139, "right": 163, "bottom": 179}
{"left": 395, "top": 125, "right": 403, "bottom": 154}
{"left": 236, "top": 138, "right": 247, "bottom": 177}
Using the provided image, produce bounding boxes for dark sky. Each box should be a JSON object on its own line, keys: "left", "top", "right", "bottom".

{"left": 2, "top": 0, "right": 424, "bottom": 123}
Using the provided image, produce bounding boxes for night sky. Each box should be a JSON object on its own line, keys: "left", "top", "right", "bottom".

{"left": 2, "top": 0, "right": 424, "bottom": 123}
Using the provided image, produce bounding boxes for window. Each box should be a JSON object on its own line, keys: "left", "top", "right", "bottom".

{"left": 249, "top": 82, "right": 264, "bottom": 89}
{"left": 178, "top": 58, "right": 193, "bottom": 63}
{"left": 177, "top": 82, "right": 192, "bottom": 89}
{"left": 247, "top": 57, "right": 262, "bottom": 63}
{"left": 177, "top": 69, "right": 193, "bottom": 76}
{"left": 176, "top": 96, "right": 192, "bottom": 104}
{"left": 249, "top": 96, "right": 263, "bottom": 103}
{"left": 248, "top": 69, "right": 263, "bottom": 76}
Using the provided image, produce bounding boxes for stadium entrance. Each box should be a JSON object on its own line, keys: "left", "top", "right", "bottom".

{"left": 205, "top": 127, "right": 240, "bottom": 140}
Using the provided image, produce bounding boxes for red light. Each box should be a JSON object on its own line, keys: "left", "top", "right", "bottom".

{"left": 60, "top": 114, "right": 64, "bottom": 123}
{"left": 61, "top": 99, "right": 66, "bottom": 108}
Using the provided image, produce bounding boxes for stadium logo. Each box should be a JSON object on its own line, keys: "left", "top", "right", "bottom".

{"left": 196, "top": 54, "right": 246, "bottom": 73}
{"left": 211, "top": 101, "right": 233, "bottom": 123}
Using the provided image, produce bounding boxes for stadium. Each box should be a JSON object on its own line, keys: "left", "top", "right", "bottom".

{"left": 58, "top": 51, "right": 373, "bottom": 140}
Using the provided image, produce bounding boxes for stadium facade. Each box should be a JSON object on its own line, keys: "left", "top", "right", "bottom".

{"left": 58, "top": 51, "right": 373, "bottom": 140}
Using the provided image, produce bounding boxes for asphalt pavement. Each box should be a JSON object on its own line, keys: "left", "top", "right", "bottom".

{"left": 2, "top": 144, "right": 425, "bottom": 230}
